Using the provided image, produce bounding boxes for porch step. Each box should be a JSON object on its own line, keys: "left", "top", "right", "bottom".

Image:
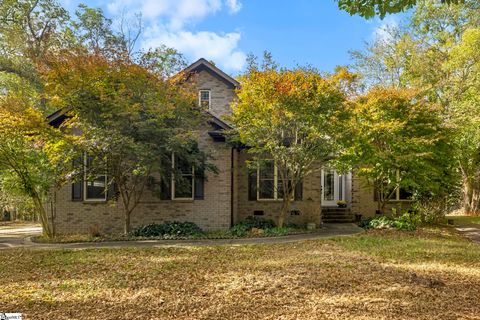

{"left": 322, "top": 207, "right": 354, "bottom": 223}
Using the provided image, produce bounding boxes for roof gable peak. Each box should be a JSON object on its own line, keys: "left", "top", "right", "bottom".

{"left": 183, "top": 58, "right": 240, "bottom": 88}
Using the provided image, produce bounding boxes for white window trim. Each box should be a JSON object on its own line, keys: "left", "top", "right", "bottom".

{"left": 256, "top": 160, "right": 294, "bottom": 201}
{"left": 83, "top": 153, "right": 108, "bottom": 202}
{"left": 171, "top": 153, "right": 195, "bottom": 201}
{"left": 198, "top": 90, "right": 211, "bottom": 110}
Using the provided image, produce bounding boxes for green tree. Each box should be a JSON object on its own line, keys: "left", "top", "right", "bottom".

{"left": 0, "top": 0, "right": 69, "bottom": 92}
{"left": 350, "top": 0, "right": 480, "bottom": 213}
{"left": 232, "top": 55, "right": 353, "bottom": 227}
{"left": 336, "top": 0, "right": 462, "bottom": 19}
{"left": 447, "top": 28, "right": 480, "bottom": 213}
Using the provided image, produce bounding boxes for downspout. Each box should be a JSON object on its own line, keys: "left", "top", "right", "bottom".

{"left": 230, "top": 147, "right": 235, "bottom": 228}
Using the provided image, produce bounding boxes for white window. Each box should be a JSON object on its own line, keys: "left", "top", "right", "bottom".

{"left": 257, "top": 160, "right": 293, "bottom": 201}
{"left": 84, "top": 155, "right": 107, "bottom": 201}
{"left": 199, "top": 90, "right": 211, "bottom": 109}
{"left": 376, "top": 170, "right": 413, "bottom": 202}
{"left": 171, "top": 153, "right": 194, "bottom": 200}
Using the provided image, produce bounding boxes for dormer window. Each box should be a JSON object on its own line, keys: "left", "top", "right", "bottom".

{"left": 199, "top": 90, "right": 211, "bottom": 109}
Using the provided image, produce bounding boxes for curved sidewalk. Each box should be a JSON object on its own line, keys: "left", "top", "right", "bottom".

{"left": 3, "top": 223, "right": 364, "bottom": 250}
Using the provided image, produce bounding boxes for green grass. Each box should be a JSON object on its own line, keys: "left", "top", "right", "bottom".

{"left": 448, "top": 215, "right": 480, "bottom": 225}
{"left": 1, "top": 227, "right": 480, "bottom": 319}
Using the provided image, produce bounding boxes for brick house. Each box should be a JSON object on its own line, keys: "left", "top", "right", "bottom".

{"left": 47, "top": 58, "right": 411, "bottom": 234}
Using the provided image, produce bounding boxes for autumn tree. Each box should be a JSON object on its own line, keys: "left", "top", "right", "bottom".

{"left": 0, "top": 92, "right": 73, "bottom": 237}
{"left": 340, "top": 87, "right": 452, "bottom": 213}
{"left": 232, "top": 55, "right": 352, "bottom": 227}
{"left": 44, "top": 51, "right": 209, "bottom": 234}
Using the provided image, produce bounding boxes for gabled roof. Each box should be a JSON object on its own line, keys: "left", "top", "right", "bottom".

{"left": 206, "top": 111, "right": 233, "bottom": 130}
{"left": 47, "top": 58, "right": 237, "bottom": 142}
{"left": 47, "top": 106, "right": 72, "bottom": 127}
{"left": 183, "top": 58, "right": 240, "bottom": 88}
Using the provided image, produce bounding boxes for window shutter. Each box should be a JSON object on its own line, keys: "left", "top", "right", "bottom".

{"left": 72, "top": 157, "right": 83, "bottom": 201}
{"left": 72, "top": 181, "right": 83, "bottom": 201}
{"left": 107, "top": 180, "right": 118, "bottom": 200}
{"left": 160, "top": 174, "right": 171, "bottom": 200}
{"left": 248, "top": 169, "right": 257, "bottom": 201}
{"left": 194, "top": 172, "right": 205, "bottom": 200}
{"left": 294, "top": 181, "right": 303, "bottom": 201}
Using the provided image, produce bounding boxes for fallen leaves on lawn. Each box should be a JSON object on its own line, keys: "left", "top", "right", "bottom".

{"left": 0, "top": 228, "right": 480, "bottom": 319}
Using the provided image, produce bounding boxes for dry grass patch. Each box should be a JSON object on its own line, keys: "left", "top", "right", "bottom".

{"left": 1, "top": 227, "right": 480, "bottom": 319}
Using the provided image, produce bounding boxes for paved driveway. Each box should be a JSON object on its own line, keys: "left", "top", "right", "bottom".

{"left": 0, "top": 223, "right": 42, "bottom": 249}
{"left": 0, "top": 223, "right": 363, "bottom": 250}
{"left": 456, "top": 224, "right": 480, "bottom": 244}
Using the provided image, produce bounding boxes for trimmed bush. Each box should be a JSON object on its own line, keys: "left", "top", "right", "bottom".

{"left": 132, "top": 221, "right": 203, "bottom": 237}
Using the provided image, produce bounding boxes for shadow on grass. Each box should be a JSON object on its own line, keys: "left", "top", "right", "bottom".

{"left": 1, "top": 228, "right": 480, "bottom": 319}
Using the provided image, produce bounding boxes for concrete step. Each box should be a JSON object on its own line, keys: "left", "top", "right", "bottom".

{"left": 322, "top": 208, "right": 351, "bottom": 213}
{"left": 322, "top": 207, "right": 354, "bottom": 223}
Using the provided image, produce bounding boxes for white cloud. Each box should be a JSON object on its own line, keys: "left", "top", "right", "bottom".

{"left": 226, "top": 0, "right": 242, "bottom": 13}
{"left": 143, "top": 24, "right": 246, "bottom": 71}
{"left": 106, "top": 0, "right": 245, "bottom": 72}
{"left": 108, "top": 0, "right": 233, "bottom": 28}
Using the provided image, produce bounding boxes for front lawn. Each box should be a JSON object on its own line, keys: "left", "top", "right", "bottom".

{"left": 448, "top": 215, "right": 480, "bottom": 225}
{"left": 1, "top": 227, "right": 480, "bottom": 319}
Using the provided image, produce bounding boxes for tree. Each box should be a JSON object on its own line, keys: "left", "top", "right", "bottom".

{"left": 43, "top": 51, "right": 210, "bottom": 234}
{"left": 340, "top": 87, "right": 452, "bottom": 213}
{"left": 336, "top": 0, "right": 462, "bottom": 19}
{"left": 0, "top": 94, "right": 71, "bottom": 237}
{"left": 232, "top": 55, "right": 352, "bottom": 227}
{"left": 447, "top": 28, "right": 480, "bottom": 213}
{"left": 0, "top": 0, "right": 69, "bottom": 92}
{"left": 350, "top": 0, "right": 480, "bottom": 213}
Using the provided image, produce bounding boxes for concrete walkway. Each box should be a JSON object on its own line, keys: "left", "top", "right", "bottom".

{"left": 0, "top": 223, "right": 42, "bottom": 249}
{"left": 0, "top": 223, "right": 364, "bottom": 250}
{"left": 455, "top": 224, "right": 480, "bottom": 244}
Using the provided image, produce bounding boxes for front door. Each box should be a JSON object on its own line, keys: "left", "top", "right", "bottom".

{"left": 321, "top": 169, "right": 345, "bottom": 206}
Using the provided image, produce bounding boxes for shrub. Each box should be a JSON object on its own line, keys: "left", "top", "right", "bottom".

{"left": 358, "top": 217, "right": 374, "bottom": 229}
{"left": 230, "top": 223, "right": 249, "bottom": 237}
{"left": 229, "top": 216, "right": 277, "bottom": 237}
{"left": 413, "top": 200, "right": 447, "bottom": 224}
{"left": 132, "top": 221, "right": 203, "bottom": 237}
{"left": 367, "top": 211, "right": 420, "bottom": 231}
{"left": 369, "top": 216, "right": 395, "bottom": 229}
{"left": 392, "top": 212, "right": 421, "bottom": 231}
{"left": 263, "top": 227, "right": 293, "bottom": 236}
{"left": 241, "top": 216, "right": 276, "bottom": 229}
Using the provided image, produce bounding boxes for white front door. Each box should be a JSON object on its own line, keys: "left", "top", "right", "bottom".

{"left": 321, "top": 169, "right": 346, "bottom": 206}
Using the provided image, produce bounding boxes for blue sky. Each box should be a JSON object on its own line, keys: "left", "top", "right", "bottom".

{"left": 60, "top": 0, "right": 400, "bottom": 75}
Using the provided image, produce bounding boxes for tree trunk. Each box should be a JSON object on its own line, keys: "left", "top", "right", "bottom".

{"left": 32, "top": 195, "right": 53, "bottom": 238}
{"left": 124, "top": 210, "right": 131, "bottom": 235}
{"left": 463, "top": 177, "right": 480, "bottom": 215}
{"left": 278, "top": 197, "right": 291, "bottom": 228}
{"left": 50, "top": 191, "right": 56, "bottom": 237}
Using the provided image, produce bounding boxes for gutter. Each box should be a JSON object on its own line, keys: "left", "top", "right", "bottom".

{"left": 230, "top": 147, "right": 235, "bottom": 227}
